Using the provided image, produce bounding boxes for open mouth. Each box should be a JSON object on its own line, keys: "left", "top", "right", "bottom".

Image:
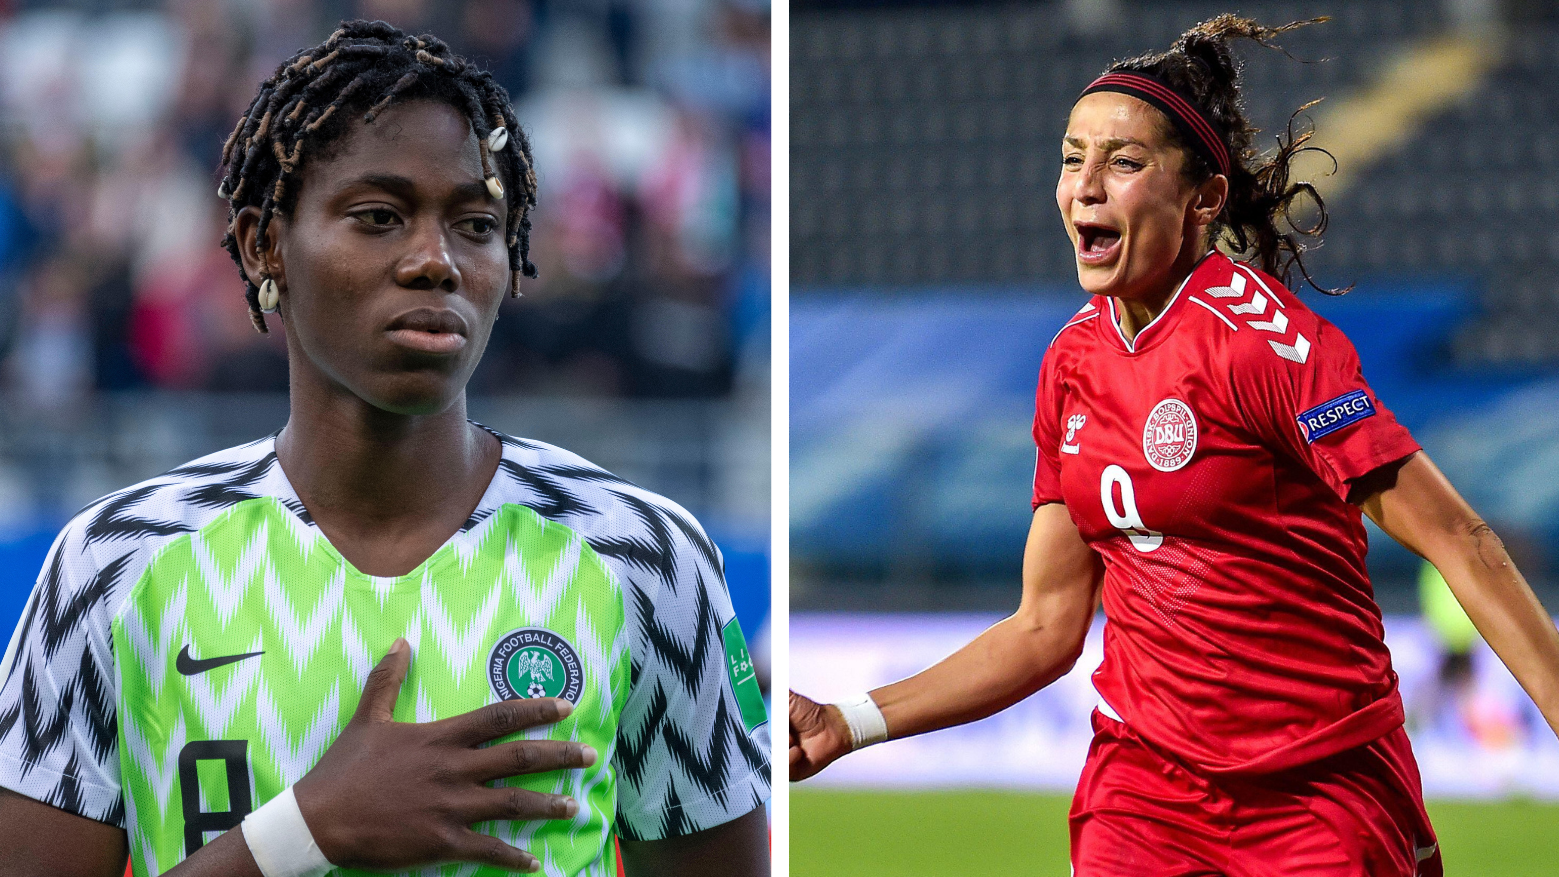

{"left": 1075, "top": 223, "right": 1122, "bottom": 263}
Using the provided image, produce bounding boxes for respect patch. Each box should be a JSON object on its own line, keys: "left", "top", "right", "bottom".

{"left": 1297, "top": 390, "right": 1375, "bottom": 442}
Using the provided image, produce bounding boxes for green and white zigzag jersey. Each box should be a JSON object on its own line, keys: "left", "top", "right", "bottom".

{"left": 0, "top": 426, "right": 770, "bottom": 876}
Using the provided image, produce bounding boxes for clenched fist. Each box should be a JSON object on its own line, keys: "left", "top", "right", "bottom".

{"left": 788, "top": 691, "right": 854, "bottom": 782}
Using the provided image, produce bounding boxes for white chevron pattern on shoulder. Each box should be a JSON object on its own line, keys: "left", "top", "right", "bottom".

{"left": 1237, "top": 263, "right": 1286, "bottom": 309}
{"left": 1207, "top": 265, "right": 1312, "bottom": 364}
{"left": 1269, "top": 335, "right": 1313, "bottom": 364}
{"left": 1227, "top": 289, "right": 1267, "bottom": 316}
{"left": 1248, "top": 308, "right": 1288, "bottom": 334}
{"left": 1203, "top": 272, "right": 1246, "bottom": 298}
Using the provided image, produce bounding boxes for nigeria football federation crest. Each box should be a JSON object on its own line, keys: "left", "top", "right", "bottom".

{"left": 488, "top": 627, "right": 585, "bottom": 703}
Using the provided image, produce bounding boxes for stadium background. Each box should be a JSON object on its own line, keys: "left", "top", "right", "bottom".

{"left": 0, "top": 0, "right": 771, "bottom": 866}
{"left": 790, "top": 0, "right": 1559, "bottom": 873}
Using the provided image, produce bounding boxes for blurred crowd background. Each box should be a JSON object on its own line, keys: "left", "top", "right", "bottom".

{"left": 791, "top": 0, "right": 1559, "bottom": 865}
{"left": 0, "top": 0, "right": 772, "bottom": 649}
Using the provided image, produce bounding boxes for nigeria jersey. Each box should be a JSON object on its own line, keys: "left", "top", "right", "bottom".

{"left": 0, "top": 426, "right": 770, "bottom": 876}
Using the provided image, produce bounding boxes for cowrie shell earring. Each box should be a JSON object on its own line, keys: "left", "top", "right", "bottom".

{"left": 486, "top": 127, "right": 508, "bottom": 152}
{"left": 258, "top": 278, "right": 279, "bottom": 313}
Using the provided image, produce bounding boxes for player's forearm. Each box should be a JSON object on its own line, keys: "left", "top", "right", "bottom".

{"left": 160, "top": 828, "right": 263, "bottom": 877}
{"left": 1434, "top": 522, "right": 1559, "bottom": 736}
{"left": 619, "top": 807, "right": 768, "bottom": 877}
{"left": 869, "top": 610, "right": 1089, "bottom": 740}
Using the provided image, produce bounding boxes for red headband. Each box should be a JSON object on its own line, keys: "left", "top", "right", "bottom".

{"left": 1079, "top": 72, "right": 1231, "bottom": 178}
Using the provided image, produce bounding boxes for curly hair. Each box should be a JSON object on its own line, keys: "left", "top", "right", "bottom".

{"left": 217, "top": 19, "right": 540, "bottom": 333}
{"left": 1107, "top": 14, "right": 1341, "bottom": 294}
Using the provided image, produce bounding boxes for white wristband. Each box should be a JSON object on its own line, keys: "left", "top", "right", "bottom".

{"left": 241, "top": 786, "right": 334, "bottom": 877}
{"left": 832, "top": 693, "right": 889, "bottom": 750}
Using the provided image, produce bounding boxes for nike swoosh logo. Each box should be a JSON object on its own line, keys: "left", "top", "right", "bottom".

{"left": 176, "top": 645, "right": 263, "bottom": 676}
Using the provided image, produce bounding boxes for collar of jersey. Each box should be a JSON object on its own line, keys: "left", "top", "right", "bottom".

{"left": 1102, "top": 250, "right": 1219, "bottom": 355}
{"left": 260, "top": 422, "right": 512, "bottom": 585}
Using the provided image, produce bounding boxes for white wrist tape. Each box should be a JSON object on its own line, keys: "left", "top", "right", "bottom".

{"left": 833, "top": 693, "right": 889, "bottom": 750}
{"left": 241, "top": 785, "right": 334, "bottom": 877}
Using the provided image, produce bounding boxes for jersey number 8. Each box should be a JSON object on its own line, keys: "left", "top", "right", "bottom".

{"left": 1100, "top": 465, "right": 1163, "bottom": 552}
{"left": 178, "top": 740, "right": 254, "bottom": 854}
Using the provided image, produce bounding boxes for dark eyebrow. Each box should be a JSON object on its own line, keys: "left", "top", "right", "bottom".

{"left": 452, "top": 179, "right": 497, "bottom": 204}
{"left": 336, "top": 174, "right": 498, "bottom": 204}
{"left": 1063, "top": 136, "right": 1149, "bottom": 151}
{"left": 337, "top": 173, "right": 416, "bottom": 197}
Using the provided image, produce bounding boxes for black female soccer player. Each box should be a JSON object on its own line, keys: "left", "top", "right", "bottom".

{"left": 0, "top": 21, "right": 768, "bottom": 877}
{"left": 791, "top": 16, "right": 1559, "bottom": 877}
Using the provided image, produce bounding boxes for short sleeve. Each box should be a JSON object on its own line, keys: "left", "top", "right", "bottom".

{"left": 0, "top": 518, "right": 125, "bottom": 825}
{"left": 1232, "top": 314, "right": 1420, "bottom": 500}
{"left": 1032, "top": 350, "right": 1066, "bottom": 509}
{"left": 611, "top": 501, "right": 770, "bottom": 841}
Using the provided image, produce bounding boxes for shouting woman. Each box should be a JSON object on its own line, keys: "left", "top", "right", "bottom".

{"left": 792, "top": 16, "right": 1559, "bottom": 877}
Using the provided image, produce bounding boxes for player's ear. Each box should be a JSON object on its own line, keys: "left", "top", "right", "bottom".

{"left": 1189, "top": 173, "right": 1229, "bottom": 228}
{"left": 232, "top": 206, "right": 288, "bottom": 290}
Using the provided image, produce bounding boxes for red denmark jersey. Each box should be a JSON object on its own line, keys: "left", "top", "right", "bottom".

{"left": 1032, "top": 252, "right": 1422, "bottom": 775}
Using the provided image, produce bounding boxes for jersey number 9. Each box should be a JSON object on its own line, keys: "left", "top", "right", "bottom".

{"left": 1100, "top": 465, "right": 1163, "bottom": 552}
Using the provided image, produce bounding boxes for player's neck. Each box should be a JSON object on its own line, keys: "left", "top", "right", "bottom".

{"left": 1114, "top": 246, "right": 1208, "bottom": 342}
{"left": 274, "top": 394, "right": 501, "bottom": 569}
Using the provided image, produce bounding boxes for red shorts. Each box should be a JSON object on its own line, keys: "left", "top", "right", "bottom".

{"left": 1071, "top": 711, "right": 1441, "bottom": 877}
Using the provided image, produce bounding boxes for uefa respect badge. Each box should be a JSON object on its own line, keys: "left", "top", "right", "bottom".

{"left": 489, "top": 627, "right": 585, "bottom": 703}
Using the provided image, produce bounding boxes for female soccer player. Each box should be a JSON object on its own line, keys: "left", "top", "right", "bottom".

{"left": 791, "top": 16, "right": 1559, "bottom": 876}
{"left": 0, "top": 21, "right": 768, "bottom": 877}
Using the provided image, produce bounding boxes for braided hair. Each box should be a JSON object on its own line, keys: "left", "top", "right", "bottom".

{"left": 218, "top": 19, "right": 539, "bottom": 333}
{"left": 1108, "top": 15, "right": 1340, "bottom": 294}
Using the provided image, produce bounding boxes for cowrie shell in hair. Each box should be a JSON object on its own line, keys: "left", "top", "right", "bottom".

{"left": 485, "top": 176, "right": 504, "bottom": 200}
{"left": 217, "top": 182, "right": 229, "bottom": 199}
{"left": 486, "top": 127, "right": 508, "bottom": 152}
{"left": 258, "top": 278, "right": 279, "bottom": 313}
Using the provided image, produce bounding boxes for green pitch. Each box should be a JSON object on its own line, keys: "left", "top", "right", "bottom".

{"left": 791, "top": 789, "right": 1559, "bottom": 876}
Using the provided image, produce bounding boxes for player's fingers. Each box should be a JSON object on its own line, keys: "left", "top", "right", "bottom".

{"left": 353, "top": 638, "right": 409, "bottom": 724}
{"left": 788, "top": 743, "right": 807, "bottom": 779}
{"left": 464, "top": 740, "right": 597, "bottom": 782}
{"left": 788, "top": 690, "right": 822, "bottom": 732}
{"left": 445, "top": 827, "right": 541, "bottom": 873}
{"left": 439, "top": 697, "right": 573, "bottom": 746}
{"left": 455, "top": 785, "right": 580, "bottom": 825}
